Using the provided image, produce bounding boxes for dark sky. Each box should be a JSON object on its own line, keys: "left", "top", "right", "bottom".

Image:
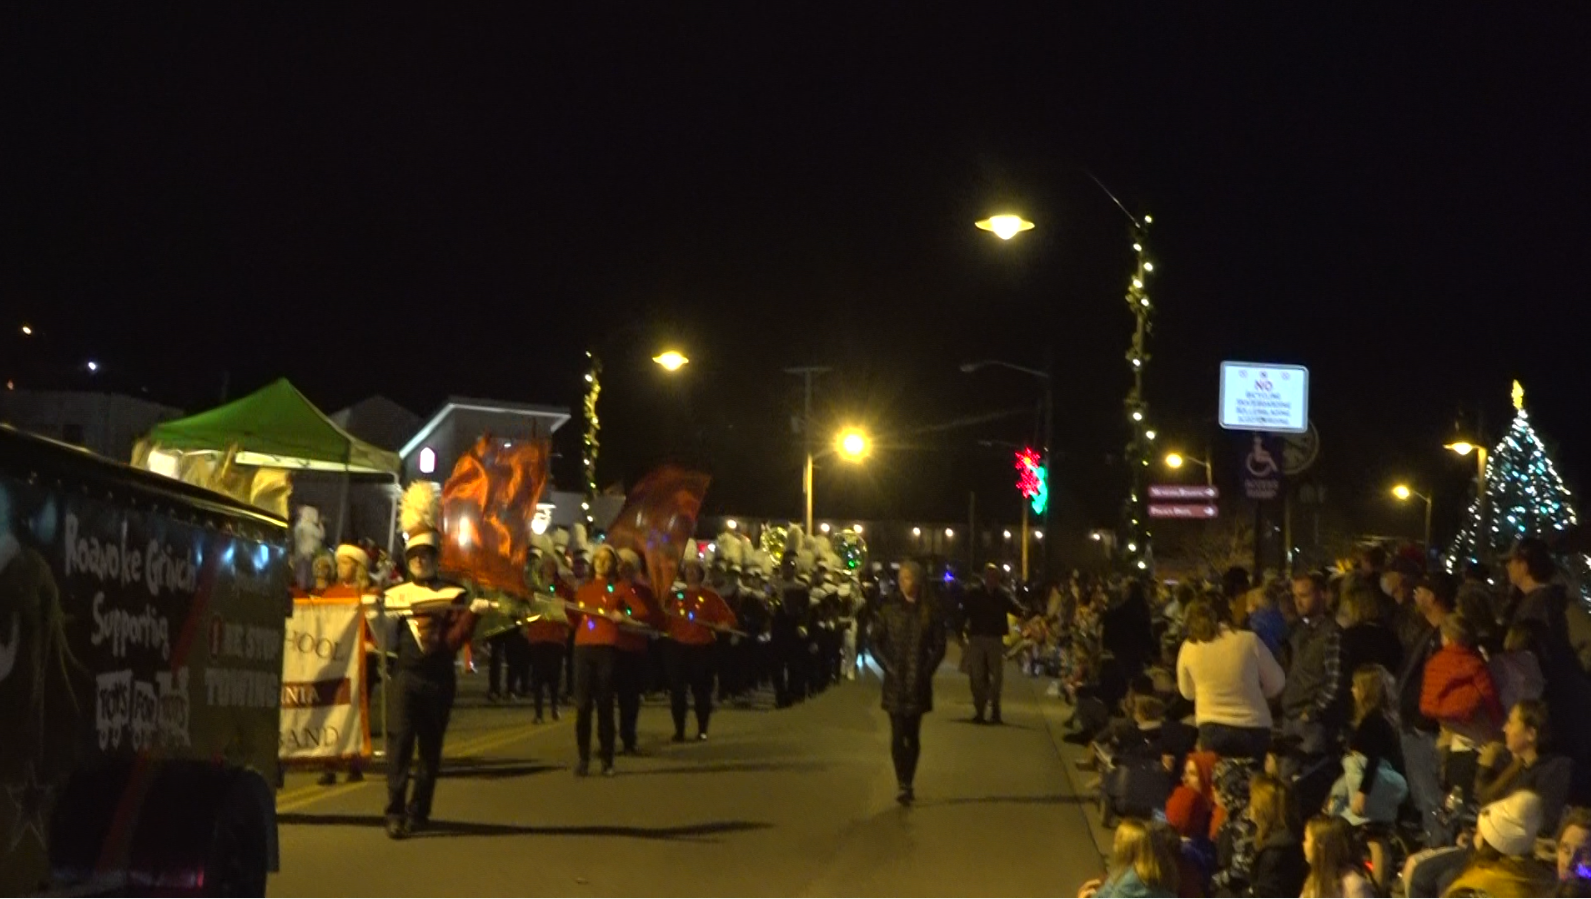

{"left": 5, "top": 6, "right": 1590, "bottom": 549}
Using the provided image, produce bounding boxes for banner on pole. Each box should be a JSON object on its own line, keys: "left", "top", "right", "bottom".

{"left": 279, "top": 596, "right": 370, "bottom": 760}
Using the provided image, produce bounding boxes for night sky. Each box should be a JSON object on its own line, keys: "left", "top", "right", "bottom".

{"left": 6, "top": 7, "right": 1590, "bottom": 553}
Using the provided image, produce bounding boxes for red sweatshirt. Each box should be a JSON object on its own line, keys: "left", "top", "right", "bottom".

{"left": 573, "top": 578, "right": 641, "bottom": 648}
{"left": 664, "top": 586, "right": 738, "bottom": 646}
{"left": 1420, "top": 643, "right": 1504, "bottom": 736}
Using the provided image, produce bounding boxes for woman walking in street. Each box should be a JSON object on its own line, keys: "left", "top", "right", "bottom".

{"left": 874, "top": 560, "right": 947, "bottom": 805}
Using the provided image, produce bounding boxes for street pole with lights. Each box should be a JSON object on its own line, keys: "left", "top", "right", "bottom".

{"left": 581, "top": 347, "right": 690, "bottom": 530}
{"left": 1446, "top": 439, "right": 1489, "bottom": 558}
{"left": 784, "top": 366, "right": 832, "bottom": 535}
{"left": 1392, "top": 484, "right": 1434, "bottom": 553}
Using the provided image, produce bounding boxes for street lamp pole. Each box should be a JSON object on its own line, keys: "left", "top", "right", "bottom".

{"left": 785, "top": 366, "right": 831, "bottom": 536}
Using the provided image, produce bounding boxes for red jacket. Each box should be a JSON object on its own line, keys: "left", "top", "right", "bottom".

{"left": 616, "top": 582, "right": 663, "bottom": 653}
{"left": 525, "top": 579, "right": 574, "bottom": 644}
{"left": 664, "top": 587, "right": 737, "bottom": 646}
{"left": 573, "top": 578, "right": 643, "bottom": 648}
{"left": 1420, "top": 643, "right": 1504, "bottom": 733}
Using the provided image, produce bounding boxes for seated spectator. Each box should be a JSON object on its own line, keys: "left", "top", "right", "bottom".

{"left": 1165, "top": 751, "right": 1218, "bottom": 841}
{"left": 1333, "top": 664, "right": 1407, "bottom": 826}
{"left": 1555, "top": 806, "right": 1591, "bottom": 898}
{"left": 1209, "top": 758, "right": 1260, "bottom": 895}
{"left": 1176, "top": 599, "right": 1286, "bottom": 761}
{"left": 1077, "top": 818, "right": 1178, "bottom": 898}
{"left": 1300, "top": 815, "right": 1373, "bottom": 898}
{"left": 1421, "top": 614, "right": 1504, "bottom": 789}
{"left": 1474, "top": 700, "right": 1573, "bottom": 840}
{"left": 1147, "top": 819, "right": 1205, "bottom": 899}
{"left": 1405, "top": 790, "right": 1548, "bottom": 897}
{"left": 1245, "top": 774, "right": 1306, "bottom": 897}
{"left": 1442, "top": 790, "right": 1555, "bottom": 897}
{"left": 1488, "top": 623, "right": 1546, "bottom": 714}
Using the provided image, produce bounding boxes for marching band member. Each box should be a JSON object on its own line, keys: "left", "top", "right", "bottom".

{"left": 381, "top": 484, "right": 490, "bottom": 839}
{"left": 664, "top": 560, "right": 738, "bottom": 741}
{"left": 525, "top": 551, "right": 574, "bottom": 723}
{"left": 614, "top": 548, "right": 663, "bottom": 755}
{"left": 570, "top": 544, "right": 639, "bottom": 776}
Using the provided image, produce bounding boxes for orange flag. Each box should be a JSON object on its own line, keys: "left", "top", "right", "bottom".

{"left": 604, "top": 464, "right": 711, "bottom": 596}
{"left": 440, "top": 435, "right": 551, "bottom": 596}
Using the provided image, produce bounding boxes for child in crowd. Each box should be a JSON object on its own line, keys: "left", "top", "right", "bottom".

{"left": 1300, "top": 816, "right": 1373, "bottom": 898}
{"left": 1076, "top": 818, "right": 1178, "bottom": 898}
{"left": 1420, "top": 614, "right": 1504, "bottom": 796}
{"left": 1246, "top": 773, "right": 1306, "bottom": 897}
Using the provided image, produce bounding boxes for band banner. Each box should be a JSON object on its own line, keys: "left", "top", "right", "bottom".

{"left": 279, "top": 596, "right": 369, "bottom": 760}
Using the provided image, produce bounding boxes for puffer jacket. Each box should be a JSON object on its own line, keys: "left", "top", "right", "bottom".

{"left": 874, "top": 594, "right": 947, "bottom": 716}
{"left": 1421, "top": 642, "right": 1504, "bottom": 739}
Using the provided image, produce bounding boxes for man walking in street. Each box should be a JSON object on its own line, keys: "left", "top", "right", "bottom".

{"left": 958, "top": 562, "right": 1023, "bottom": 725}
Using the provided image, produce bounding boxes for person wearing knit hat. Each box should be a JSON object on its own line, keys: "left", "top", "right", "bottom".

{"left": 1439, "top": 790, "right": 1557, "bottom": 896}
{"left": 379, "top": 483, "right": 491, "bottom": 839}
{"left": 1405, "top": 790, "right": 1552, "bottom": 896}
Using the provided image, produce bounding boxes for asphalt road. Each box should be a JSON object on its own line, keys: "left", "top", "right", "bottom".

{"left": 267, "top": 647, "right": 1107, "bottom": 897}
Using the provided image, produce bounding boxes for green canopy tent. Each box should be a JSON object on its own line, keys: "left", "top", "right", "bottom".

{"left": 137, "top": 378, "right": 401, "bottom": 538}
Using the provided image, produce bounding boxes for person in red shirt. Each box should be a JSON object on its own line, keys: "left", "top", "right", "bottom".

{"left": 614, "top": 548, "right": 664, "bottom": 755}
{"left": 570, "top": 545, "right": 644, "bottom": 777}
{"left": 524, "top": 552, "right": 574, "bottom": 724}
{"left": 664, "top": 560, "right": 739, "bottom": 741}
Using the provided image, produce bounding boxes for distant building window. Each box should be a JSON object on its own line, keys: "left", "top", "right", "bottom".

{"left": 419, "top": 446, "right": 436, "bottom": 474}
{"left": 62, "top": 423, "right": 84, "bottom": 446}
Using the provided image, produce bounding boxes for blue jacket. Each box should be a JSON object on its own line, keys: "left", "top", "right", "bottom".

{"left": 1096, "top": 867, "right": 1175, "bottom": 898}
{"left": 1248, "top": 605, "right": 1288, "bottom": 662}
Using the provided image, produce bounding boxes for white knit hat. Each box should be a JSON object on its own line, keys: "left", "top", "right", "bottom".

{"left": 334, "top": 544, "right": 370, "bottom": 568}
{"left": 1477, "top": 790, "right": 1543, "bottom": 857}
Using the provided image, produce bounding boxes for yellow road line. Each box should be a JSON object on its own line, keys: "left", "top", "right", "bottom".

{"left": 275, "top": 719, "right": 569, "bottom": 814}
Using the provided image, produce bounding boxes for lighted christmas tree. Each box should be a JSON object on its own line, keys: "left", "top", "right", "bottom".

{"left": 1448, "top": 381, "right": 1579, "bottom": 566}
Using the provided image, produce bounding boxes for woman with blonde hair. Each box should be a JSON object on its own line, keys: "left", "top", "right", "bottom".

{"left": 1301, "top": 815, "right": 1373, "bottom": 897}
{"left": 1247, "top": 773, "right": 1306, "bottom": 896}
{"left": 1077, "top": 817, "right": 1177, "bottom": 898}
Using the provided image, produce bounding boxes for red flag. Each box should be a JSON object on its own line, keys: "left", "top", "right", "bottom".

{"left": 604, "top": 465, "right": 711, "bottom": 596}
{"left": 440, "top": 435, "right": 551, "bottom": 595}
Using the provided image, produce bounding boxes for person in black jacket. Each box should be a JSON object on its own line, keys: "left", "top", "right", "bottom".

{"left": 957, "top": 562, "right": 1024, "bottom": 724}
{"left": 1339, "top": 585, "right": 1404, "bottom": 691}
{"left": 874, "top": 560, "right": 948, "bottom": 806}
{"left": 1246, "top": 773, "right": 1307, "bottom": 897}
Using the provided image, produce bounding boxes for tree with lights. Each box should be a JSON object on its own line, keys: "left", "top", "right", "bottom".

{"left": 1448, "top": 381, "right": 1579, "bottom": 567}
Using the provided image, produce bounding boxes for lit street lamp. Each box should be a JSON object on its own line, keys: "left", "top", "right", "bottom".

{"left": 974, "top": 214, "right": 1035, "bottom": 241}
{"left": 1392, "top": 484, "right": 1434, "bottom": 551}
{"left": 1164, "top": 451, "right": 1213, "bottom": 487}
{"left": 652, "top": 350, "right": 690, "bottom": 371}
{"left": 837, "top": 428, "right": 870, "bottom": 461}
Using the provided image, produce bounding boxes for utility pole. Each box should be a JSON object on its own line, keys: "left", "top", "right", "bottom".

{"left": 784, "top": 366, "right": 831, "bottom": 535}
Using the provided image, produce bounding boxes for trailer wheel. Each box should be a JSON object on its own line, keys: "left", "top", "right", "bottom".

{"left": 202, "top": 788, "right": 268, "bottom": 897}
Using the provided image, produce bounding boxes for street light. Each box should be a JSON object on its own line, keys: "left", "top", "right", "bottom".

{"left": 1391, "top": 484, "right": 1434, "bottom": 552}
{"left": 837, "top": 428, "right": 870, "bottom": 461}
{"left": 974, "top": 214, "right": 1035, "bottom": 241}
{"left": 1164, "top": 451, "right": 1213, "bottom": 487}
{"left": 652, "top": 350, "right": 689, "bottom": 371}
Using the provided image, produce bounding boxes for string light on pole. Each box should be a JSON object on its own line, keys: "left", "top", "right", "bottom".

{"left": 581, "top": 351, "right": 602, "bottom": 530}
{"left": 1120, "top": 213, "right": 1156, "bottom": 574}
